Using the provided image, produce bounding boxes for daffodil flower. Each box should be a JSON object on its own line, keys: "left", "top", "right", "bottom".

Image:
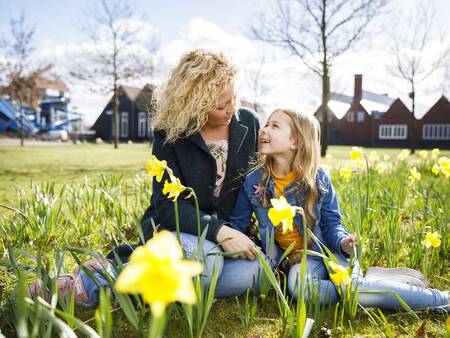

{"left": 408, "top": 167, "right": 421, "bottom": 182}
{"left": 397, "top": 149, "right": 410, "bottom": 161}
{"left": 163, "top": 177, "right": 187, "bottom": 201}
{"left": 375, "top": 162, "right": 386, "bottom": 174}
{"left": 268, "top": 196, "right": 296, "bottom": 234}
{"left": 328, "top": 261, "right": 351, "bottom": 286}
{"left": 115, "top": 231, "right": 203, "bottom": 317}
{"left": 350, "top": 147, "right": 364, "bottom": 161}
{"left": 418, "top": 150, "right": 428, "bottom": 160}
{"left": 422, "top": 231, "right": 441, "bottom": 248}
{"left": 339, "top": 164, "right": 352, "bottom": 181}
{"left": 146, "top": 155, "right": 167, "bottom": 182}
{"left": 431, "top": 148, "right": 440, "bottom": 160}
{"left": 432, "top": 164, "right": 441, "bottom": 175}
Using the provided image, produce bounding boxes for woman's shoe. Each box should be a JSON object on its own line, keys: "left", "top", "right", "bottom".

{"left": 28, "top": 274, "right": 88, "bottom": 304}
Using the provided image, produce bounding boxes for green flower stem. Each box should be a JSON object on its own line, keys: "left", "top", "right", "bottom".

{"left": 187, "top": 188, "right": 201, "bottom": 244}
{"left": 174, "top": 200, "right": 181, "bottom": 244}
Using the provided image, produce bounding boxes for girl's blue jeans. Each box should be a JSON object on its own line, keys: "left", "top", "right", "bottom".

{"left": 79, "top": 232, "right": 262, "bottom": 307}
{"left": 287, "top": 254, "right": 449, "bottom": 311}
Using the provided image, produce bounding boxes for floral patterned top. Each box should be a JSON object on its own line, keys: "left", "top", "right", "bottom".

{"left": 205, "top": 139, "right": 228, "bottom": 198}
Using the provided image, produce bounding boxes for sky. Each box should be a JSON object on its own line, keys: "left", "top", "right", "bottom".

{"left": 1, "top": 0, "right": 449, "bottom": 125}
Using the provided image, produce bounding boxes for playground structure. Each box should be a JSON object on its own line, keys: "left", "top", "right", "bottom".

{"left": 0, "top": 96, "right": 83, "bottom": 140}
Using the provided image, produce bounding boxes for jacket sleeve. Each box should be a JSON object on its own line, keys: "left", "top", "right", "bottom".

{"left": 318, "top": 171, "right": 349, "bottom": 254}
{"left": 151, "top": 132, "right": 226, "bottom": 242}
{"left": 227, "top": 183, "right": 253, "bottom": 233}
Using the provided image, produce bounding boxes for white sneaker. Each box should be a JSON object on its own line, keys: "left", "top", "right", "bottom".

{"left": 365, "top": 267, "right": 429, "bottom": 288}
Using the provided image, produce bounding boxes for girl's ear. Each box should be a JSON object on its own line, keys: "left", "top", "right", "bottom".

{"left": 290, "top": 137, "right": 299, "bottom": 150}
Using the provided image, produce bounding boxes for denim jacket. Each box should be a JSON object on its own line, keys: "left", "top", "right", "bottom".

{"left": 229, "top": 166, "right": 349, "bottom": 263}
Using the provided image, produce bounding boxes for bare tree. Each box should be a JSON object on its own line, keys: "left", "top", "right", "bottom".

{"left": 249, "top": 55, "right": 269, "bottom": 112}
{"left": 0, "top": 10, "right": 52, "bottom": 146}
{"left": 387, "top": 0, "right": 448, "bottom": 153}
{"left": 251, "top": 0, "right": 386, "bottom": 156}
{"left": 70, "top": 0, "right": 158, "bottom": 149}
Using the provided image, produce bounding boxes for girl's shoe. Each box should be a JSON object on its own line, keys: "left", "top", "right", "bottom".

{"left": 365, "top": 267, "right": 429, "bottom": 288}
{"left": 28, "top": 274, "right": 88, "bottom": 304}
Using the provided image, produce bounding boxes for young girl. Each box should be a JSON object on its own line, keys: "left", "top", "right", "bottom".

{"left": 228, "top": 108, "right": 449, "bottom": 311}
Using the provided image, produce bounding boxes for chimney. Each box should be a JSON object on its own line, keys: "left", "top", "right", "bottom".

{"left": 354, "top": 74, "right": 362, "bottom": 102}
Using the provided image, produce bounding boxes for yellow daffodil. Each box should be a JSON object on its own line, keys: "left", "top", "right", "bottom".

{"left": 325, "top": 154, "right": 333, "bottom": 160}
{"left": 418, "top": 150, "right": 428, "bottom": 160}
{"left": 328, "top": 261, "right": 351, "bottom": 286}
{"left": 115, "top": 231, "right": 202, "bottom": 316}
{"left": 438, "top": 156, "right": 449, "bottom": 169}
{"left": 432, "top": 164, "right": 441, "bottom": 175}
{"left": 431, "top": 148, "right": 440, "bottom": 160}
{"left": 446, "top": 315, "right": 450, "bottom": 336}
{"left": 397, "top": 149, "right": 410, "bottom": 161}
{"left": 375, "top": 162, "right": 386, "bottom": 174}
{"left": 163, "top": 177, "right": 187, "bottom": 201}
{"left": 146, "top": 155, "right": 167, "bottom": 182}
{"left": 422, "top": 231, "right": 441, "bottom": 248}
{"left": 339, "top": 164, "right": 352, "bottom": 181}
{"left": 408, "top": 167, "right": 421, "bottom": 182}
{"left": 350, "top": 147, "right": 364, "bottom": 161}
{"left": 383, "top": 154, "right": 390, "bottom": 162}
{"left": 268, "top": 196, "right": 296, "bottom": 234}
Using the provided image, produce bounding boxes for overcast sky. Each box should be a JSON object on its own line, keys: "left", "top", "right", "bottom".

{"left": 1, "top": 0, "right": 449, "bottom": 125}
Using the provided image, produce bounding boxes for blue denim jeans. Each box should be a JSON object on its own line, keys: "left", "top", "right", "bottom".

{"left": 79, "top": 232, "right": 262, "bottom": 307}
{"left": 287, "top": 255, "right": 449, "bottom": 311}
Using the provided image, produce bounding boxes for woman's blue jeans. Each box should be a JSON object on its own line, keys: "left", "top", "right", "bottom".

{"left": 287, "top": 255, "right": 448, "bottom": 311}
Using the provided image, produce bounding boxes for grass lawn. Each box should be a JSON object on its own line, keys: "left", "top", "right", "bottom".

{"left": 0, "top": 142, "right": 448, "bottom": 337}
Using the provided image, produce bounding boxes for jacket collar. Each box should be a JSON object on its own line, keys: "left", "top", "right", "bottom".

{"left": 187, "top": 111, "right": 249, "bottom": 161}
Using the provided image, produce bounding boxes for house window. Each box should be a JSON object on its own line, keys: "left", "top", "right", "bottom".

{"left": 138, "top": 112, "right": 147, "bottom": 137}
{"left": 379, "top": 124, "right": 407, "bottom": 140}
{"left": 346, "top": 112, "right": 354, "bottom": 122}
{"left": 147, "top": 114, "right": 152, "bottom": 135}
{"left": 356, "top": 111, "right": 365, "bottom": 122}
{"left": 120, "top": 112, "right": 129, "bottom": 137}
{"left": 423, "top": 124, "right": 450, "bottom": 140}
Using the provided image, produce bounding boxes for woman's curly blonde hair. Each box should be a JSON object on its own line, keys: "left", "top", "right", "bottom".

{"left": 153, "top": 49, "right": 238, "bottom": 143}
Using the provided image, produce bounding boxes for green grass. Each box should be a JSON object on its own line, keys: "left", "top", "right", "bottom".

{"left": 0, "top": 143, "right": 151, "bottom": 205}
{"left": 0, "top": 143, "right": 449, "bottom": 337}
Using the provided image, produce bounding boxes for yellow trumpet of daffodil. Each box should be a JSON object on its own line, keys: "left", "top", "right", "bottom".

{"left": 115, "top": 231, "right": 203, "bottom": 317}
{"left": 397, "top": 149, "right": 410, "bottom": 161}
{"left": 418, "top": 150, "right": 428, "bottom": 160}
{"left": 368, "top": 151, "right": 380, "bottom": 163}
{"left": 268, "top": 196, "right": 296, "bottom": 234}
{"left": 431, "top": 148, "right": 440, "bottom": 160}
{"left": 350, "top": 147, "right": 364, "bottom": 161}
{"left": 339, "top": 164, "right": 352, "bottom": 181}
{"left": 432, "top": 164, "right": 441, "bottom": 175}
{"left": 163, "top": 177, "right": 187, "bottom": 201}
{"left": 328, "top": 261, "right": 351, "bottom": 286}
{"left": 422, "top": 231, "right": 441, "bottom": 248}
{"left": 408, "top": 167, "right": 421, "bottom": 182}
{"left": 146, "top": 155, "right": 167, "bottom": 182}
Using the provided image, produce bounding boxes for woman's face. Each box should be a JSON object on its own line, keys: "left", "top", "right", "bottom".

{"left": 205, "top": 84, "right": 236, "bottom": 128}
{"left": 259, "top": 110, "right": 298, "bottom": 157}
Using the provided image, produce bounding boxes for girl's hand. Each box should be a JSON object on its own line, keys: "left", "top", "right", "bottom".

{"left": 216, "top": 224, "right": 258, "bottom": 260}
{"left": 341, "top": 233, "right": 357, "bottom": 255}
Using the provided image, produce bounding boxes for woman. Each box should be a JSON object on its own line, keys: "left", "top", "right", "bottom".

{"left": 140, "top": 49, "right": 262, "bottom": 297}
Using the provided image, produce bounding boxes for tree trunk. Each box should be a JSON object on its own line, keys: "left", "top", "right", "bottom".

{"left": 113, "top": 84, "right": 119, "bottom": 149}
{"left": 321, "top": 73, "right": 330, "bottom": 157}
{"left": 410, "top": 81, "right": 416, "bottom": 154}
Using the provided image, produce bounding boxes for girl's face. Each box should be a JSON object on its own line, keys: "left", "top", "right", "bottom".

{"left": 205, "top": 83, "right": 236, "bottom": 128}
{"left": 259, "top": 110, "right": 298, "bottom": 157}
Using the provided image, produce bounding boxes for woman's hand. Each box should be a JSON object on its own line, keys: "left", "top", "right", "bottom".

{"left": 341, "top": 233, "right": 358, "bottom": 255}
{"left": 216, "top": 225, "right": 258, "bottom": 260}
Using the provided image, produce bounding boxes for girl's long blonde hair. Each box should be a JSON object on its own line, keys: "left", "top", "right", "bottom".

{"left": 258, "top": 109, "right": 322, "bottom": 229}
{"left": 153, "top": 49, "right": 238, "bottom": 143}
